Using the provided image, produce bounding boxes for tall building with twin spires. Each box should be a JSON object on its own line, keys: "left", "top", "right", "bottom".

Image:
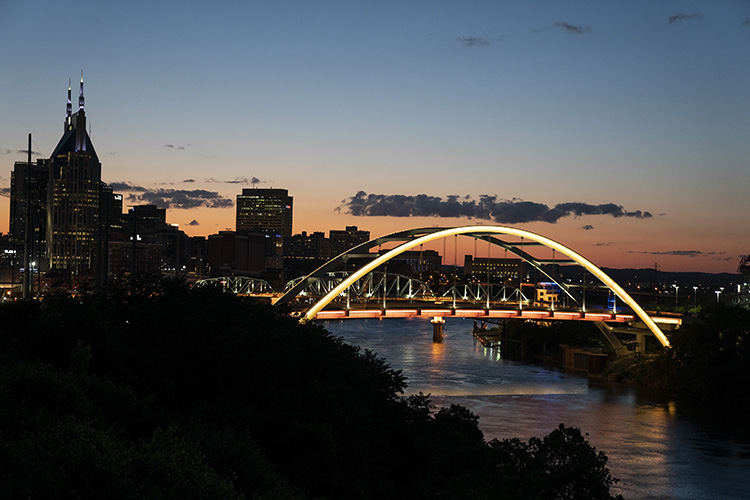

{"left": 10, "top": 73, "right": 112, "bottom": 286}
{"left": 46, "top": 73, "right": 104, "bottom": 275}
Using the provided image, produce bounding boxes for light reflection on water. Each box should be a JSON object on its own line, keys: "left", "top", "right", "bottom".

{"left": 324, "top": 317, "right": 750, "bottom": 500}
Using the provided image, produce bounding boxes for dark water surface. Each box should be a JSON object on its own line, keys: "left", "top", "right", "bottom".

{"left": 323, "top": 317, "right": 750, "bottom": 500}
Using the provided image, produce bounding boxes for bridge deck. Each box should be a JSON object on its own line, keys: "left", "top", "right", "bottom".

{"left": 311, "top": 308, "right": 682, "bottom": 326}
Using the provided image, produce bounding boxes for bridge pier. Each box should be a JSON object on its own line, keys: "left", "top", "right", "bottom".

{"left": 431, "top": 317, "right": 444, "bottom": 343}
{"left": 636, "top": 333, "right": 646, "bottom": 356}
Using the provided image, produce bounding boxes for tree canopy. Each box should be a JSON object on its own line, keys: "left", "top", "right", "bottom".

{"left": 0, "top": 278, "right": 622, "bottom": 499}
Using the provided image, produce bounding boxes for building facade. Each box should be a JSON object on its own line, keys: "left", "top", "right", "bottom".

{"left": 46, "top": 75, "right": 106, "bottom": 278}
{"left": 9, "top": 159, "right": 49, "bottom": 270}
{"left": 329, "top": 226, "right": 370, "bottom": 256}
{"left": 463, "top": 255, "right": 526, "bottom": 282}
{"left": 236, "top": 188, "right": 293, "bottom": 237}
{"left": 283, "top": 231, "right": 331, "bottom": 278}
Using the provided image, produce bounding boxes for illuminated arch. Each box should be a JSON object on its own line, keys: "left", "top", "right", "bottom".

{"left": 301, "top": 226, "right": 670, "bottom": 348}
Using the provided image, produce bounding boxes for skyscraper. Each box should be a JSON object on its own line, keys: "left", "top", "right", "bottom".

{"left": 46, "top": 73, "right": 106, "bottom": 277}
{"left": 9, "top": 158, "right": 49, "bottom": 269}
{"left": 236, "top": 188, "right": 293, "bottom": 237}
{"left": 329, "top": 226, "right": 370, "bottom": 256}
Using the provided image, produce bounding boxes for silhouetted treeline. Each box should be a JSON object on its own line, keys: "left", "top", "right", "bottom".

{"left": 634, "top": 304, "right": 750, "bottom": 414}
{"left": 501, "top": 320, "right": 605, "bottom": 363}
{"left": 0, "top": 278, "right": 622, "bottom": 499}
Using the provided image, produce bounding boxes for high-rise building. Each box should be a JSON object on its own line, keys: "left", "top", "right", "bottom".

{"left": 46, "top": 73, "right": 106, "bottom": 276}
{"left": 207, "top": 231, "right": 267, "bottom": 277}
{"left": 236, "top": 188, "right": 293, "bottom": 237}
{"left": 283, "top": 231, "right": 331, "bottom": 277}
{"left": 122, "top": 204, "right": 167, "bottom": 235}
{"left": 9, "top": 158, "right": 49, "bottom": 269}
{"left": 329, "top": 226, "right": 370, "bottom": 256}
{"left": 463, "top": 255, "right": 525, "bottom": 282}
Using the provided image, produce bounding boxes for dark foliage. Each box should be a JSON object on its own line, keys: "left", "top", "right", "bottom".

{"left": 505, "top": 319, "right": 604, "bottom": 363}
{"left": 637, "top": 304, "right": 750, "bottom": 413}
{"left": 0, "top": 278, "right": 622, "bottom": 499}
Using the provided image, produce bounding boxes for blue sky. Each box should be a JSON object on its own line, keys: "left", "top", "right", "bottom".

{"left": 1, "top": 1, "right": 749, "bottom": 272}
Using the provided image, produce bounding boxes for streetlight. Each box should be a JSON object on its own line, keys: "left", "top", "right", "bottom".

{"left": 693, "top": 286, "right": 698, "bottom": 307}
{"left": 673, "top": 284, "right": 679, "bottom": 307}
{"left": 715, "top": 288, "right": 723, "bottom": 303}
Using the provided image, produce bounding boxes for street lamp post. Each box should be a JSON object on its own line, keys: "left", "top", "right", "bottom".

{"left": 673, "top": 284, "right": 679, "bottom": 307}
{"left": 693, "top": 286, "right": 698, "bottom": 308}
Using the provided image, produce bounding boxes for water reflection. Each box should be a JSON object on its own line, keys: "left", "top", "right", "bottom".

{"left": 324, "top": 317, "right": 750, "bottom": 500}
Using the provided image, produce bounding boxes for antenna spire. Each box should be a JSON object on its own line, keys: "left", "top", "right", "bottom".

{"left": 65, "top": 78, "right": 72, "bottom": 131}
{"left": 66, "top": 78, "right": 72, "bottom": 116}
{"left": 78, "top": 70, "right": 84, "bottom": 111}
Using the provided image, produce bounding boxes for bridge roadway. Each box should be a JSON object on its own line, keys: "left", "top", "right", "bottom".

{"left": 294, "top": 301, "right": 683, "bottom": 329}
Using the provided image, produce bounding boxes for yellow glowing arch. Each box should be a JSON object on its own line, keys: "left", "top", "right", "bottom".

{"left": 303, "top": 225, "right": 670, "bottom": 348}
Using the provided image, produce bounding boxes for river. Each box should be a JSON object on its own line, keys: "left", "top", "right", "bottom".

{"left": 323, "top": 317, "right": 750, "bottom": 500}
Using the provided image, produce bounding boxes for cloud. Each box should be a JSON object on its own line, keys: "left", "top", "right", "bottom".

{"left": 205, "top": 176, "right": 261, "bottom": 185}
{"left": 743, "top": 17, "right": 750, "bottom": 26}
{"left": 1, "top": 148, "right": 43, "bottom": 156}
{"left": 553, "top": 22, "right": 591, "bottom": 34}
{"left": 183, "top": 179, "right": 195, "bottom": 183}
{"left": 581, "top": 225, "right": 595, "bottom": 231}
{"left": 338, "top": 192, "right": 652, "bottom": 224}
{"left": 109, "top": 181, "right": 148, "bottom": 192}
{"left": 0, "top": 187, "right": 10, "bottom": 196}
{"left": 165, "top": 144, "right": 188, "bottom": 150}
{"left": 110, "top": 182, "right": 232, "bottom": 209}
{"left": 668, "top": 13, "right": 703, "bottom": 24}
{"left": 126, "top": 189, "right": 233, "bottom": 210}
{"left": 187, "top": 219, "right": 200, "bottom": 226}
{"left": 630, "top": 249, "right": 718, "bottom": 258}
{"left": 457, "top": 37, "right": 489, "bottom": 48}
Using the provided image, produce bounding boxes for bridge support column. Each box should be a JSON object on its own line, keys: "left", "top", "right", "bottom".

{"left": 431, "top": 317, "right": 444, "bottom": 343}
{"left": 636, "top": 333, "right": 646, "bottom": 356}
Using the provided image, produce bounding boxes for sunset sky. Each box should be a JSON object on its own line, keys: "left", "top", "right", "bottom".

{"left": 1, "top": 1, "right": 748, "bottom": 273}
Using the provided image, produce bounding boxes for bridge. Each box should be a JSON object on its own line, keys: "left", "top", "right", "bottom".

{"left": 202, "top": 225, "right": 678, "bottom": 353}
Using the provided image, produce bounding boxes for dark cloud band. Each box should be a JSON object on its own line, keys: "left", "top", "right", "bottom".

{"left": 553, "top": 22, "right": 591, "bottom": 34}
{"left": 110, "top": 182, "right": 233, "bottom": 209}
{"left": 668, "top": 13, "right": 703, "bottom": 25}
{"left": 457, "top": 37, "right": 489, "bottom": 48}
{"left": 339, "top": 192, "right": 652, "bottom": 224}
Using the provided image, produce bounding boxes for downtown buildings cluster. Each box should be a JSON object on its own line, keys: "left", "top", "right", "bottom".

{"left": 1, "top": 78, "right": 441, "bottom": 296}
{"left": 0, "top": 78, "right": 583, "bottom": 300}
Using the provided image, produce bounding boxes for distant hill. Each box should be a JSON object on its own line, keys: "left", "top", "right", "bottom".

{"left": 600, "top": 268, "right": 741, "bottom": 289}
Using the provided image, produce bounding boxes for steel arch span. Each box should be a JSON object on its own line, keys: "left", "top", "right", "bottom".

{"left": 298, "top": 225, "right": 670, "bottom": 348}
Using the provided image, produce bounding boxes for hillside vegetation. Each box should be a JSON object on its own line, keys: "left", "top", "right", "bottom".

{"left": 0, "top": 278, "right": 622, "bottom": 499}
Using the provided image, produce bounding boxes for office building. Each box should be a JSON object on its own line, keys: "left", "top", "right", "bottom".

{"left": 464, "top": 255, "right": 526, "bottom": 282}
{"left": 46, "top": 74, "right": 106, "bottom": 277}
{"left": 9, "top": 159, "right": 49, "bottom": 270}
{"left": 283, "top": 231, "right": 331, "bottom": 277}
{"left": 207, "top": 231, "right": 267, "bottom": 277}
{"left": 236, "top": 188, "right": 293, "bottom": 237}
{"left": 329, "top": 226, "right": 370, "bottom": 256}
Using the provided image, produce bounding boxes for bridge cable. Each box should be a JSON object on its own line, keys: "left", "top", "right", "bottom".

{"left": 486, "top": 237, "right": 491, "bottom": 309}
{"left": 519, "top": 236, "right": 524, "bottom": 310}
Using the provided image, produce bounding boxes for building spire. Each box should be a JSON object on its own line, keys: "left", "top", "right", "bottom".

{"left": 66, "top": 78, "right": 72, "bottom": 116}
{"left": 65, "top": 78, "right": 72, "bottom": 131}
{"left": 79, "top": 70, "right": 84, "bottom": 111}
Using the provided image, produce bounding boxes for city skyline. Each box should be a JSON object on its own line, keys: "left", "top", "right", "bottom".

{"left": 2, "top": 1, "right": 749, "bottom": 273}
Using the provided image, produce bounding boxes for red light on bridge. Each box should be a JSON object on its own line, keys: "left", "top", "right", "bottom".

{"left": 315, "top": 311, "right": 346, "bottom": 320}
{"left": 384, "top": 309, "right": 419, "bottom": 318}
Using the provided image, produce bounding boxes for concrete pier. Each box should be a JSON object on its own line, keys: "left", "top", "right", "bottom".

{"left": 431, "top": 317, "right": 444, "bottom": 342}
